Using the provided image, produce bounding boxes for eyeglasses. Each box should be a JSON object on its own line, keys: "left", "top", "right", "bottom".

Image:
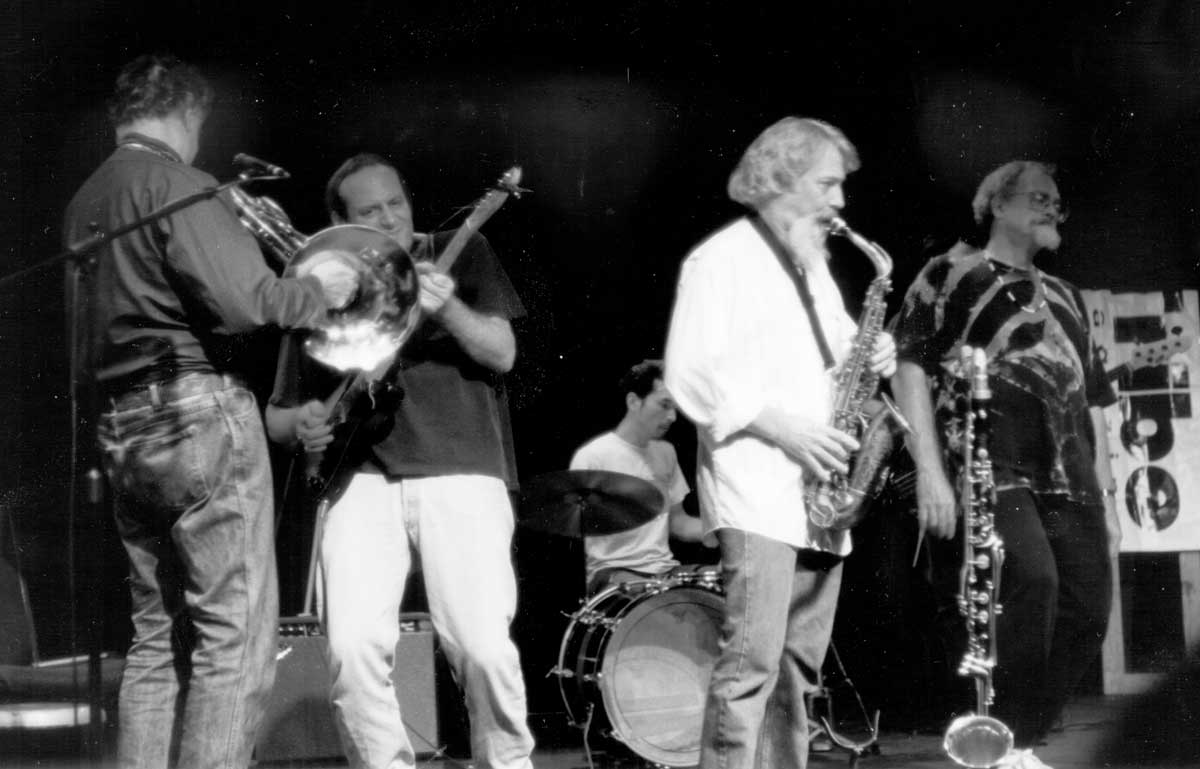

{"left": 1023, "top": 191, "right": 1070, "bottom": 223}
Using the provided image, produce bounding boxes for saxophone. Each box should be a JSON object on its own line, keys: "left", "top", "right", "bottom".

{"left": 943, "top": 346, "right": 1014, "bottom": 768}
{"left": 805, "top": 216, "right": 910, "bottom": 530}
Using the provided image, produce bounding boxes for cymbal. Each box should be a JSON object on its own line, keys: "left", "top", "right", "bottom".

{"left": 518, "top": 470, "right": 664, "bottom": 538}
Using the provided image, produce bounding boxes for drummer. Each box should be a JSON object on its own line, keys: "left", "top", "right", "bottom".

{"left": 569, "top": 360, "right": 711, "bottom": 595}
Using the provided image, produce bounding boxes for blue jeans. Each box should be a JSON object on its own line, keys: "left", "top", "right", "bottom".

{"left": 99, "top": 373, "right": 278, "bottom": 769}
{"left": 700, "top": 529, "right": 843, "bottom": 769}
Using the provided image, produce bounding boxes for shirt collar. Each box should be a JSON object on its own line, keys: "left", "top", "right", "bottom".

{"left": 117, "top": 132, "right": 183, "bottom": 163}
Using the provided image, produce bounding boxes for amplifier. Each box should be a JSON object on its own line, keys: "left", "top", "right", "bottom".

{"left": 255, "top": 613, "right": 440, "bottom": 763}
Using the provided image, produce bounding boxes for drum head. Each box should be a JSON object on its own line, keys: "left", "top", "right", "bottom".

{"left": 598, "top": 585, "right": 723, "bottom": 766}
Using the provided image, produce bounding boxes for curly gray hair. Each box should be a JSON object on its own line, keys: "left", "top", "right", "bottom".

{"left": 971, "top": 160, "right": 1057, "bottom": 226}
{"left": 727, "top": 117, "right": 860, "bottom": 208}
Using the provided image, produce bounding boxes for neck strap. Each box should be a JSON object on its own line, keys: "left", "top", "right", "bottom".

{"left": 748, "top": 213, "right": 836, "bottom": 370}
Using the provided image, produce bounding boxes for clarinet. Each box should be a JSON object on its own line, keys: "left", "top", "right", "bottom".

{"left": 943, "top": 346, "right": 1014, "bottom": 768}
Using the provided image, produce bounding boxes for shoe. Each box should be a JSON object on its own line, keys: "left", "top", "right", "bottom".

{"left": 996, "top": 748, "right": 1053, "bottom": 768}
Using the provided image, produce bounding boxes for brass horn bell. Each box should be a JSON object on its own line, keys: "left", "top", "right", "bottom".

{"left": 285, "top": 225, "right": 421, "bottom": 374}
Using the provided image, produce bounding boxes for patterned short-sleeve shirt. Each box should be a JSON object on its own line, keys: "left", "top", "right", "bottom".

{"left": 893, "top": 242, "right": 1116, "bottom": 504}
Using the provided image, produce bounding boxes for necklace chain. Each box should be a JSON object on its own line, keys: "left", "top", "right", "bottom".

{"left": 984, "top": 255, "right": 1046, "bottom": 314}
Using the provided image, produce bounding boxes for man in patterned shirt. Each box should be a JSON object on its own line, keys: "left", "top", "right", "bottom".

{"left": 892, "top": 160, "right": 1119, "bottom": 769}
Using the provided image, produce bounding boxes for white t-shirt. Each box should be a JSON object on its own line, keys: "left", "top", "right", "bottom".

{"left": 569, "top": 431, "right": 690, "bottom": 584}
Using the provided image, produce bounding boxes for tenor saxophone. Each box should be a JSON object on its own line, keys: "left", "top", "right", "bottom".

{"left": 805, "top": 216, "right": 909, "bottom": 530}
{"left": 943, "top": 346, "right": 1014, "bottom": 768}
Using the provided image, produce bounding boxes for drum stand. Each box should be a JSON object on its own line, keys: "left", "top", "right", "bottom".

{"left": 807, "top": 641, "right": 882, "bottom": 766}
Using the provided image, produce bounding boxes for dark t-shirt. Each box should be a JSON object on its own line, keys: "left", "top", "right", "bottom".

{"left": 893, "top": 243, "right": 1117, "bottom": 504}
{"left": 270, "top": 230, "right": 525, "bottom": 488}
{"left": 62, "top": 134, "right": 326, "bottom": 390}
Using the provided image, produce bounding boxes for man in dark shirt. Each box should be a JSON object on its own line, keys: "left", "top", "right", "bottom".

{"left": 891, "top": 160, "right": 1119, "bottom": 769}
{"left": 62, "top": 54, "right": 351, "bottom": 769}
{"left": 265, "top": 154, "right": 534, "bottom": 769}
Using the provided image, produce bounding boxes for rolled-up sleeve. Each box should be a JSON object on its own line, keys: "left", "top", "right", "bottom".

{"left": 664, "top": 250, "right": 765, "bottom": 444}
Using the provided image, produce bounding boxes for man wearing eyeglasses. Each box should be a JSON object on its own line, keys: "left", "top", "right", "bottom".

{"left": 890, "top": 161, "right": 1119, "bottom": 769}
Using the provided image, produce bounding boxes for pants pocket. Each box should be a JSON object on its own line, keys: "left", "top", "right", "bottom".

{"left": 106, "top": 406, "right": 228, "bottom": 515}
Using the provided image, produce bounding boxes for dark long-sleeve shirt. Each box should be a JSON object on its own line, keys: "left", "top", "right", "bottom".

{"left": 63, "top": 134, "right": 327, "bottom": 390}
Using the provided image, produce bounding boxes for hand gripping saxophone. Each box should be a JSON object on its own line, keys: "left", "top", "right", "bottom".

{"left": 943, "top": 346, "right": 1014, "bottom": 768}
{"left": 805, "top": 216, "right": 910, "bottom": 530}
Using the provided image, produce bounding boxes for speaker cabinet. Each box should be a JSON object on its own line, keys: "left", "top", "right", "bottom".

{"left": 255, "top": 613, "right": 439, "bottom": 762}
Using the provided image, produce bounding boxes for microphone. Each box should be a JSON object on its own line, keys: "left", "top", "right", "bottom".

{"left": 233, "top": 153, "right": 291, "bottom": 179}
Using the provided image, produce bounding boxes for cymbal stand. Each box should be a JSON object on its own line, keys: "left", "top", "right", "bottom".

{"left": 808, "top": 640, "right": 881, "bottom": 767}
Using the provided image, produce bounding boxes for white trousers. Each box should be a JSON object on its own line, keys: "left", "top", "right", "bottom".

{"left": 321, "top": 472, "right": 535, "bottom": 769}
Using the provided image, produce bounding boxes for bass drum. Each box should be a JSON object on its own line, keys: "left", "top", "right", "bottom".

{"left": 554, "top": 570, "right": 724, "bottom": 767}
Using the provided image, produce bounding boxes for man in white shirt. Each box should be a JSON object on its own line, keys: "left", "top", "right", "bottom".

{"left": 664, "top": 117, "right": 896, "bottom": 769}
{"left": 569, "top": 360, "right": 707, "bottom": 595}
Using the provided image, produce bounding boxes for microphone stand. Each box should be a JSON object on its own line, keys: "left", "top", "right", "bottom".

{"left": 0, "top": 168, "right": 283, "bottom": 760}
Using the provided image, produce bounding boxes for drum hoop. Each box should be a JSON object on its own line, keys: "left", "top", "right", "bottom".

{"left": 554, "top": 574, "right": 724, "bottom": 756}
{"left": 595, "top": 581, "right": 725, "bottom": 766}
{"left": 554, "top": 585, "right": 642, "bottom": 728}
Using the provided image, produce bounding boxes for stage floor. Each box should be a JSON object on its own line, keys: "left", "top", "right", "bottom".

{"left": 0, "top": 696, "right": 1179, "bottom": 769}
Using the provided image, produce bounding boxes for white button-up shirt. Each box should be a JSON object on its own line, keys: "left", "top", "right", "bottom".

{"left": 664, "top": 217, "right": 857, "bottom": 553}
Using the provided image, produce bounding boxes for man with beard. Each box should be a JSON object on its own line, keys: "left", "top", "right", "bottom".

{"left": 663, "top": 117, "right": 896, "bottom": 769}
{"left": 891, "top": 160, "right": 1119, "bottom": 769}
{"left": 568, "top": 359, "right": 707, "bottom": 595}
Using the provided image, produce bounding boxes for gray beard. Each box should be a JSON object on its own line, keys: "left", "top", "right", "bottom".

{"left": 787, "top": 218, "right": 831, "bottom": 270}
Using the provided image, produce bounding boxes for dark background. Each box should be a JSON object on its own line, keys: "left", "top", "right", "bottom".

{"left": 3, "top": 0, "right": 1199, "bottom": 739}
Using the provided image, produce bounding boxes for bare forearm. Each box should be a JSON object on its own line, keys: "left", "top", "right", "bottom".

{"left": 893, "top": 360, "right": 959, "bottom": 538}
{"left": 435, "top": 298, "right": 516, "bottom": 372}
{"left": 893, "top": 362, "right": 946, "bottom": 477}
{"left": 669, "top": 505, "right": 704, "bottom": 542}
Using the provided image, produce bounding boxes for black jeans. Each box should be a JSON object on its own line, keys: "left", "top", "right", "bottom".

{"left": 934, "top": 487, "right": 1111, "bottom": 748}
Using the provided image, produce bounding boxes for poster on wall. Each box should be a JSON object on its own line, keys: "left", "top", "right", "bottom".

{"left": 1082, "top": 289, "right": 1200, "bottom": 552}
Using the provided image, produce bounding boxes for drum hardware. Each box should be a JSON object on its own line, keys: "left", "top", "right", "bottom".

{"left": 552, "top": 571, "right": 726, "bottom": 767}
{"left": 809, "top": 641, "right": 882, "bottom": 765}
{"left": 615, "top": 577, "right": 669, "bottom": 596}
{"left": 518, "top": 470, "right": 665, "bottom": 538}
{"left": 552, "top": 568, "right": 872, "bottom": 766}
